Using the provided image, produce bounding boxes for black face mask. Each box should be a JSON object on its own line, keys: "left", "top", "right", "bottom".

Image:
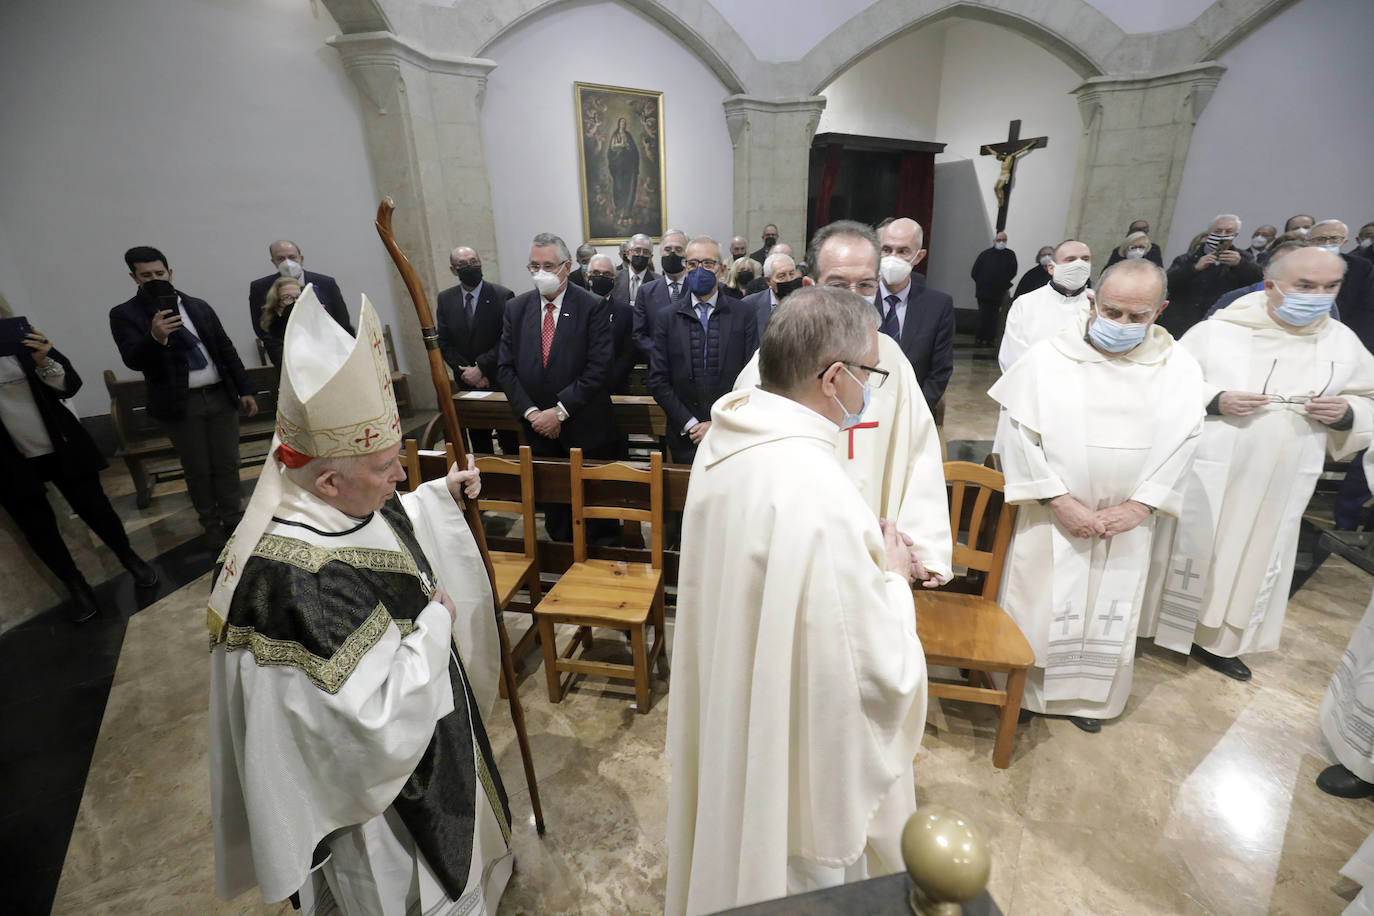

{"left": 763, "top": 236, "right": 778, "bottom": 250}
{"left": 588, "top": 275, "right": 616, "bottom": 297}
{"left": 736, "top": 270, "right": 755, "bottom": 287}
{"left": 456, "top": 265, "right": 483, "bottom": 287}
{"left": 630, "top": 254, "right": 650, "bottom": 272}
{"left": 140, "top": 278, "right": 174, "bottom": 298}
{"left": 775, "top": 277, "right": 804, "bottom": 300}
{"left": 661, "top": 252, "right": 684, "bottom": 275}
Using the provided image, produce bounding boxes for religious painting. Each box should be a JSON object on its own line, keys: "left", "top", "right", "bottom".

{"left": 574, "top": 82, "right": 666, "bottom": 244}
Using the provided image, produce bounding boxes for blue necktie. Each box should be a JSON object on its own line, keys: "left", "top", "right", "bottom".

{"left": 881, "top": 294, "right": 901, "bottom": 341}
{"left": 671, "top": 280, "right": 682, "bottom": 302}
{"left": 697, "top": 302, "right": 710, "bottom": 358}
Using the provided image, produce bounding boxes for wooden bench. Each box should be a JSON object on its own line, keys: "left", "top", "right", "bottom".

{"left": 103, "top": 366, "right": 280, "bottom": 508}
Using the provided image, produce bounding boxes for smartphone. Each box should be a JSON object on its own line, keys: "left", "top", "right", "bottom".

{"left": 159, "top": 293, "right": 180, "bottom": 315}
{"left": 1215, "top": 237, "right": 1233, "bottom": 255}
{"left": 0, "top": 316, "right": 33, "bottom": 358}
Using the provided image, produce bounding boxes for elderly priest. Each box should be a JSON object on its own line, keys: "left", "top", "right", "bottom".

{"left": 206, "top": 288, "right": 513, "bottom": 914}
{"left": 1144, "top": 246, "right": 1374, "bottom": 682}
{"left": 990, "top": 259, "right": 1204, "bottom": 732}
{"left": 667, "top": 286, "right": 927, "bottom": 915}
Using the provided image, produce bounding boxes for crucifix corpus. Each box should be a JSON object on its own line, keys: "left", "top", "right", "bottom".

{"left": 979, "top": 119, "right": 1049, "bottom": 231}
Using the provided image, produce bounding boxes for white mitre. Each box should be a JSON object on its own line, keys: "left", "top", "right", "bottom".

{"left": 209, "top": 285, "right": 394, "bottom": 629}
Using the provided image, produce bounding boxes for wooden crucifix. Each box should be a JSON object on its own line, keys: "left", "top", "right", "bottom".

{"left": 979, "top": 120, "right": 1048, "bottom": 231}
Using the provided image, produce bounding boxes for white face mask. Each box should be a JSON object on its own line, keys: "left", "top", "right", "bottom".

{"left": 879, "top": 255, "right": 913, "bottom": 287}
{"left": 1038, "top": 254, "right": 1052, "bottom": 267}
{"left": 1251, "top": 235, "right": 1270, "bottom": 250}
{"left": 278, "top": 258, "right": 303, "bottom": 281}
{"left": 1294, "top": 226, "right": 1310, "bottom": 237}
{"left": 532, "top": 269, "right": 562, "bottom": 298}
{"left": 1361, "top": 238, "right": 1374, "bottom": 249}
{"left": 1126, "top": 247, "right": 1146, "bottom": 259}
{"left": 1052, "top": 259, "right": 1092, "bottom": 290}
{"left": 994, "top": 240, "right": 1006, "bottom": 250}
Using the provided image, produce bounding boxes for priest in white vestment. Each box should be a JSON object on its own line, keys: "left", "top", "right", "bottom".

{"left": 993, "top": 240, "right": 1096, "bottom": 454}
{"left": 990, "top": 260, "right": 1204, "bottom": 731}
{"left": 667, "top": 286, "right": 927, "bottom": 916}
{"left": 207, "top": 289, "right": 512, "bottom": 915}
{"left": 1143, "top": 247, "right": 1374, "bottom": 682}
{"left": 734, "top": 220, "right": 952, "bottom": 587}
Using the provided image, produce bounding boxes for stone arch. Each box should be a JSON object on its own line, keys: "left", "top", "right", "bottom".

{"left": 1193, "top": 0, "right": 1303, "bottom": 60}
{"left": 471, "top": 0, "right": 750, "bottom": 95}
{"left": 797, "top": 0, "right": 1119, "bottom": 98}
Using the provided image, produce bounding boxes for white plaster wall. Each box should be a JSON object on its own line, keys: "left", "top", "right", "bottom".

{"left": 0, "top": 0, "right": 398, "bottom": 417}
{"left": 482, "top": 1, "right": 735, "bottom": 290}
{"left": 1168, "top": 0, "right": 1374, "bottom": 261}
{"left": 814, "top": 25, "right": 947, "bottom": 141}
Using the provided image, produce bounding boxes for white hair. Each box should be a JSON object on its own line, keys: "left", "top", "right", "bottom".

{"left": 1313, "top": 218, "right": 1349, "bottom": 236}
{"left": 587, "top": 253, "right": 615, "bottom": 271}
{"left": 282, "top": 454, "right": 357, "bottom": 493}
{"left": 531, "top": 233, "right": 571, "bottom": 263}
{"left": 1211, "top": 213, "right": 1242, "bottom": 232}
{"left": 763, "top": 251, "right": 795, "bottom": 278}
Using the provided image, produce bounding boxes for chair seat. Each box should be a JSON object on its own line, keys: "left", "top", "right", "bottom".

{"left": 533, "top": 559, "right": 663, "bottom": 626}
{"left": 489, "top": 550, "right": 536, "bottom": 608}
{"left": 915, "top": 591, "right": 1034, "bottom": 670}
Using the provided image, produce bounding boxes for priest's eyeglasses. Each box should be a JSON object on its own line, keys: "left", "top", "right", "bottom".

{"left": 1259, "top": 358, "right": 1334, "bottom": 404}
{"left": 818, "top": 362, "right": 889, "bottom": 389}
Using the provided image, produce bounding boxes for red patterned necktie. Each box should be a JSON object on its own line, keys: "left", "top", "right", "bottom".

{"left": 541, "top": 301, "right": 556, "bottom": 366}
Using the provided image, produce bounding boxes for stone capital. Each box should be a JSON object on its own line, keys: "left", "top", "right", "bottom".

{"left": 327, "top": 30, "right": 497, "bottom": 80}
{"left": 1072, "top": 61, "right": 1227, "bottom": 127}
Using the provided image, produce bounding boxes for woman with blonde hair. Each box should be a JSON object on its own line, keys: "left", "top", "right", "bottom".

{"left": 259, "top": 275, "right": 303, "bottom": 367}
{"left": 723, "top": 256, "right": 760, "bottom": 298}
{"left": 0, "top": 293, "right": 156, "bottom": 622}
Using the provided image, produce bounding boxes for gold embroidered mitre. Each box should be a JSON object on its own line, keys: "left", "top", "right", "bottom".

{"left": 275, "top": 285, "right": 401, "bottom": 459}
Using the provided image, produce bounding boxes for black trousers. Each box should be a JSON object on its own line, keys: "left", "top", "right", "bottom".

{"left": 525, "top": 427, "right": 619, "bottom": 543}
{"left": 0, "top": 454, "right": 132, "bottom": 584}
{"left": 975, "top": 294, "right": 1004, "bottom": 342}
{"left": 160, "top": 384, "right": 242, "bottom": 527}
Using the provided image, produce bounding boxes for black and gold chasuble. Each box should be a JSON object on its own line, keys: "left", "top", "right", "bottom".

{"left": 210, "top": 495, "right": 510, "bottom": 902}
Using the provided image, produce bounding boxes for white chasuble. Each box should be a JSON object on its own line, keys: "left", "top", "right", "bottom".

{"left": 992, "top": 283, "right": 1092, "bottom": 454}
{"left": 1142, "top": 293, "right": 1374, "bottom": 658}
{"left": 1342, "top": 829, "right": 1374, "bottom": 916}
{"left": 666, "top": 387, "right": 926, "bottom": 916}
{"left": 734, "top": 332, "right": 952, "bottom": 581}
{"left": 989, "top": 315, "right": 1203, "bottom": 717}
{"left": 1322, "top": 579, "right": 1374, "bottom": 785}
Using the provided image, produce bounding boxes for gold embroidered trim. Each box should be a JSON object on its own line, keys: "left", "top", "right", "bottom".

{"left": 394, "top": 619, "right": 416, "bottom": 637}
{"left": 475, "top": 734, "right": 512, "bottom": 844}
{"left": 215, "top": 602, "right": 393, "bottom": 694}
{"left": 252, "top": 533, "right": 421, "bottom": 578}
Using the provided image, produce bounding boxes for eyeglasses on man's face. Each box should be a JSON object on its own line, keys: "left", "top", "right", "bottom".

{"left": 816, "top": 361, "right": 889, "bottom": 390}
{"left": 684, "top": 259, "right": 720, "bottom": 271}
{"left": 824, "top": 279, "right": 880, "bottom": 297}
{"left": 525, "top": 261, "right": 568, "bottom": 274}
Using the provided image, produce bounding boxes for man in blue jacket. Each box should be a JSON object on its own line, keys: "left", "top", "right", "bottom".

{"left": 111, "top": 246, "right": 258, "bottom": 544}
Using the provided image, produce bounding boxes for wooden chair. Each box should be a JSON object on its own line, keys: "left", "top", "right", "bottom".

{"left": 916, "top": 460, "right": 1033, "bottom": 769}
{"left": 531, "top": 448, "right": 667, "bottom": 712}
{"left": 472, "top": 446, "right": 544, "bottom": 697}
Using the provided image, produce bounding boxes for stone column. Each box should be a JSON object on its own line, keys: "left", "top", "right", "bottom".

{"left": 327, "top": 31, "right": 498, "bottom": 407}
{"left": 722, "top": 95, "right": 826, "bottom": 257}
{"left": 1064, "top": 62, "right": 1226, "bottom": 266}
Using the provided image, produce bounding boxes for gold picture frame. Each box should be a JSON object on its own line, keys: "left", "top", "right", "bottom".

{"left": 574, "top": 82, "right": 666, "bottom": 244}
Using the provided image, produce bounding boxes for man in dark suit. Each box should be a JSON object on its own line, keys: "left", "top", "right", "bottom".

{"left": 587, "top": 254, "right": 638, "bottom": 396}
{"left": 1355, "top": 222, "right": 1374, "bottom": 264}
{"left": 569, "top": 243, "right": 596, "bottom": 289}
{"left": 749, "top": 224, "right": 779, "bottom": 265}
{"left": 877, "top": 218, "right": 955, "bottom": 411}
{"left": 498, "top": 233, "right": 617, "bottom": 541}
{"left": 969, "top": 231, "right": 1018, "bottom": 346}
{"left": 649, "top": 236, "right": 759, "bottom": 464}
{"left": 741, "top": 250, "right": 805, "bottom": 341}
{"left": 612, "top": 233, "right": 656, "bottom": 307}
{"left": 743, "top": 243, "right": 793, "bottom": 297}
{"left": 436, "top": 244, "right": 516, "bottom": 453}
{"left": 248, "top": 240, "right": 353, "bottom": 360}
{"left": 632, "top": 229, "right": 688, "bottom": 360}
{"left": 111, "top": 246, "right": 258, "bottom": 544}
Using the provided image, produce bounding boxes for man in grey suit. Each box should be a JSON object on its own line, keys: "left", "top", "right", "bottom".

{"left": 611, "top": 233, "right": 656, "bottom": 306}
{"left": 740, "top": 250, "right": 805, "bottom": 340}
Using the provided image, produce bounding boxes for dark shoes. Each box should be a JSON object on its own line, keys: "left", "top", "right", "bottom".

{"left": 1317, "top": 764, "right": 1374, "bottom": 799}
{"left": 1017, "top": 709, "right": 1102, "bottom": 733}
{"left": 65, "top": 579, "right": 100, "bottom": 624}
{"left": 1190, "top": 645, "right": 1252, "bottom": 681}
{"left": 120, "top": 553, "right": 159, "bottom": 589}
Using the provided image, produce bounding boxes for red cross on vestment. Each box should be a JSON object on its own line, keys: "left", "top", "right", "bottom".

{"left": 845, "top": 420, "right": 880, "bottom": 459}
{"left": 355, "top": 427, "right": 379, "bottom": 447}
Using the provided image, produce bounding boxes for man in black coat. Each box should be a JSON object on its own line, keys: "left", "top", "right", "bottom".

{"left": 498, "top": 233, "right": 617, "bottom": 540}
{"left": 247, "top": 240, "right": 353, "bottom": 357}
{"left": 611, "top": 233, "right": 657, "bottom": 307}
{"left": 569, "top": 243, "right": 596, "bottom": 290}
{"left": 876, "top": 218, "right": 955, "bottom": 411}
{"left": 1014, "top": 246, "right": 1055, "bottom": 299}
{"left": 587, "top": 254, "right": 638, "bottom": 396}
{"left": 648, "top": 236, "right": 759, "bottom": 464}
{"left": 632, "top": 229, "right": 689, "bottom": 360}
{"left": 1162, "top": 214, "right": 1261, "bottom": 337}
{"left": 1355, "top": 223, "right": 1374, "bottom": 264}
{"left": 110, "top": 246, "right": 258, "bottom": 542}
{"left": 742, "top": 250, "right": 805, "bottom": 341}
{"left": 969, "top": 231, "right": 1018, "bottom": 346}
{"left": 749, "top": 223, "right": 779, "bottom": 265}
{"left": 436, "top": 245, "right": 516, "bottom": 454}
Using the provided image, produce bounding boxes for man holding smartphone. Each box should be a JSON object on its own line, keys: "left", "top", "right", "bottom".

{"left": 110, "top": 246, "right": 257, "bottom": 545}
{"left": 1161, "top": 213, "right": 1261, "bottom": 337}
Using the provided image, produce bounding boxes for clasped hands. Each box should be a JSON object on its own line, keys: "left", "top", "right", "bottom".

{"left": 529, "top": 407, "right": 562, "bottom": 438}
{"left": 1050, "top": 494, "right": 1150, "bottom": 539}
{"left": 880, "top": 519, "right": 948, "bottom": 589}
{"left": 1218, "top": 390, "right": 1349, "bottom": 424}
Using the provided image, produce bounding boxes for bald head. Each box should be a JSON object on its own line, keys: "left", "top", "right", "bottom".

{"left": 730, "top": 235, "right": 748, "bottom": 259}
{"left": 449, "top": 246, "right": 482, "bottom": 286}
{"left": 269, "top": 239, "right": 302, "bottom": 267}
{"left": 878, "top": 218, "right": 926, "bottom": 261}
{"left": 1266, "top": 245, "right": 1346, "bottom": 284}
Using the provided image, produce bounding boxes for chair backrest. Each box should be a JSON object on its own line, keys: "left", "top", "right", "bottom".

{"left": 944, "top": 460, "right": 1018, "bottom": 599}
{"left": 475, "top": 446, "right": 537, "bottom": 559}
{"left": 569, "top": 447, "right": 664, "bottom": 567}
{"left": 400, "top": 438, "right": 424, "bottom": 491}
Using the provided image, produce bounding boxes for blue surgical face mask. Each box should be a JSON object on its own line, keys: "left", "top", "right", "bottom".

{"left": 1315, "top": 243, "right": 1341, "bottom": 255}
{"left": 1087, "top": 309, "right": 1149, "bottom": 353}
{"left": 1273, "top": 285, "right": 1335, "bottom": 326}
{"left": 832, "top": 365, "right": 872, "bottom": 430}
{"left": 686, "top": 265, "right": 717, "bottom": 297}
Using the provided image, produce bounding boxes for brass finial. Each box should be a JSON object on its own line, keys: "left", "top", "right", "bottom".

{"left": 901, "top": 806, "right": 991, "bottom": 916}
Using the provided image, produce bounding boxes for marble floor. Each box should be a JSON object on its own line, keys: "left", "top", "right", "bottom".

{"left": 10, "top": 344, "right": 1374, "bottom": 914}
